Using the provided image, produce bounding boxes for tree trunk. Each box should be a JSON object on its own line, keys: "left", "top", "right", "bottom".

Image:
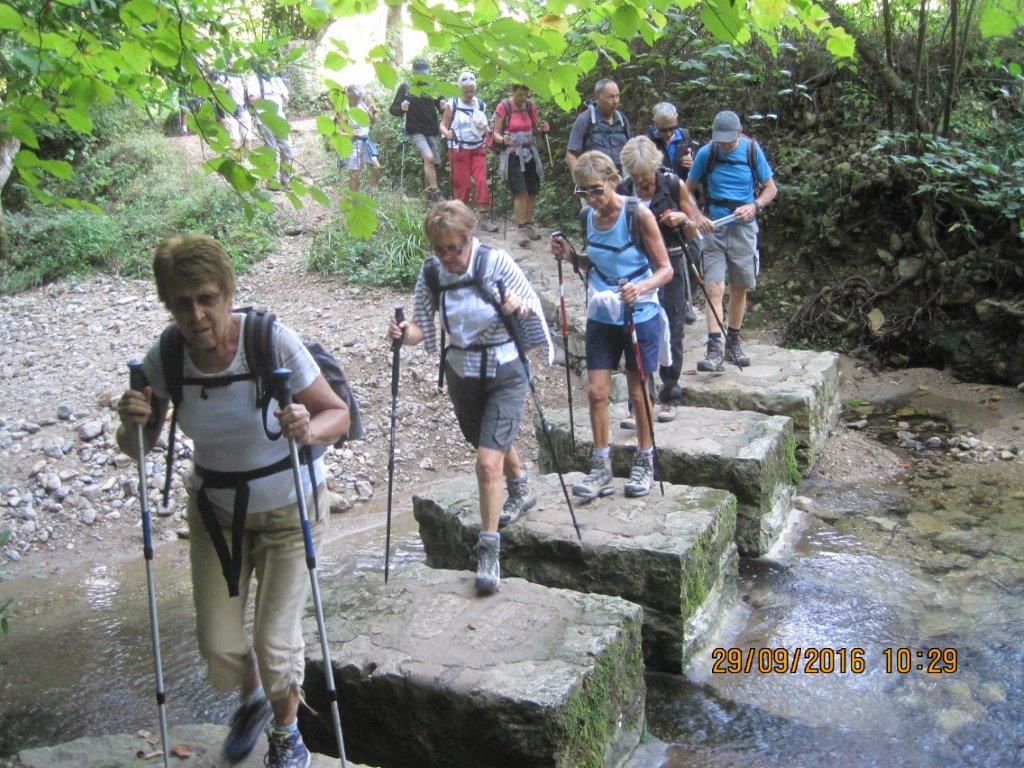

{"left": 385, "top": 2, "right": 404, "bottom": 68}
{"left": 0, "top": 135, "right": 20, "bottom": 264}
{"left": 882, "top": 0, "right": 895, "bottom": 131}
{"left": 911, "top": 0, "right": 929, "bottom": 133}
{"left": 941, "top": 0, "right": 960, "bottom": 136}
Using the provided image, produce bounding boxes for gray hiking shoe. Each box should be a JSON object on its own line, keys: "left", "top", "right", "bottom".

{"left": 222, "top": 696, "right": 273, "bottom": 762}
{"left": 524, "top": 223, "right": 541, "bottom": 240}
{"left": 657, "top": 403, "right": 677, "bottom": 423}
{"left": 572, "top": 457, "right": 616, "bottom": 499}
{"left": 696, "top": 338, "right": 725, "bottom": 372}
{"left": 499, "top": 475, "right": 536, "bottom": 528}
{"left": 623, "top": 452, "right": 655, "bottom": 498}
{"left": 724, "top": 333, "right": 751, "bottom": 367}
{"left": 265, "top": 728, "right": 311, "bottom": 768}
{"left": 479, "top": 214, "right": 500, "bottom": 233}
{"left": 475, "top": 533, "right": 501, "bottom": 595}
{"left": 517, "top": 225, "right": 532, "bottom": 248}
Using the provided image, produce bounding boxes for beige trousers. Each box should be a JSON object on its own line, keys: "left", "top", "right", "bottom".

{"left": 186, "top": 485, "right": 325, "bottom": 701}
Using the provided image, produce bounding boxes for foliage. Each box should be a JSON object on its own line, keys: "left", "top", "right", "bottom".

{"left": 307, "top": 189, "right": 427, "bottom": 288}
{"left": 1, "top": 132, "right": 276, "bottom": 294}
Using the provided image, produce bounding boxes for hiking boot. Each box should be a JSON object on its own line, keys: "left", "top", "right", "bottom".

{"left": 517, "top": 225, "right": 532, "bottom": 248}
{"left": 222, "top": 696, "right": 273, "bottom": 762}
{"left": 265, "top": 728, "right": 311, "bottom": 768}
{"left": 479, "top": 214, "right": 500, "bottom": 233}
{"left": 619, "top": 416, "right": 636, "bottom": 430}
{"left": 498, "top": 475, "right": 536, "bottom": 528}
{"left": 623, "top": 452, "right": 655, "bottom": 498}
{"left": 657, "top": 404, "right": 677, "bottom": 423}
{"left": 684, "top": 301, "right": 697, "bottom": 325}
{"left": 523, "top": 223, "right": 541, "bottom": 240}
{"left": 696, "top": 338, "right": 725, "bottom": 372}
{"left": 724, "top": 333, "right": 751, "bottom": 367}
{"left": 475, "top": 533, "right": 501, "bottom": 596}
{"left": 425, "top": 187, "right": 445, "bottom": 204}
{"left": 572, "top": 457, "right": 616, "bottom": 500}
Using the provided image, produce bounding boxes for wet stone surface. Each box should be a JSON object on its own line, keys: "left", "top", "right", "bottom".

{"left": 413, "top": 473, "right": 739, "bottom": 672}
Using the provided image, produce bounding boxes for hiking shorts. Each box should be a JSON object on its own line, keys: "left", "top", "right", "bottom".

{"left": 410, "top": 133, "right": 441, "bottom": 163}
{"left": 700, "top": 221, "right": 759, "bottom": 289}
{"left": 345, "top": 137, "right": 380, "bottom": 171}
{"left": 446, "top": 360, "right": 527, "bottom": 452}
{"left": 585, "top": 316, "right": 660, "bottom": 375}
{"left": 507, "top": 154, "right": 540, "bottom": 197}
{"left": 187, "top": 485, "right": 325, "bottom": 701}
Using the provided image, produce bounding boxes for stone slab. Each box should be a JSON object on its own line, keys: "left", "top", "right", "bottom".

{"left": 299, "top": 562, "right": 645, "bottom": 768}
{"left": 413, "top": 473, "right": 738, "bottom": 673}
{"left": 536, "top": 406, "right": 798, "bottom": 557}
{"left": 11, "top": 724, "right": 356, "bottom": 767}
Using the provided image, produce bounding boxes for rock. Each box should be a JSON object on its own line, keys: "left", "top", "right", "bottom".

{"left": 925, "top": 437, "right": 944, "bottom": 449}
{"left": 176, "top": 527, "right": 190, "bottom": 539}
{"left": 897, "top": 256, "right": 924, "bottom": 281}
{"left": 6, "top": 550, "right": 20, "bottom": 562}
{"left": 935, "top": 707, "right": 973, "bottom": 733}
{"left": 42, "top": 472, "right": 61, "bottom": 492}
{"left": 846, "top": 419, "right": 868, "bottom": 430}
{"left": 57, "top": 404, "right": 74, "bottom": 421}
{"left": 113, "top": 453, "right": 131, "bottom": 468}
{"left": 78, "top": 420, "right": 104, "bottom": 442}
{"left": 329, "top": 494, "right": 353, "bottom": 515}
{"left": 81, "top": 485, "right": 103, "bottom": 502}
{"left": 1000, "top": 450, "right": 1014, "bottom": 461}
{"left": 29, "top": 460, "right": 46, "bottom": 477}
{"left": 354, "top": 480, "right": 373, "bottom": 500}
{"left": 81, "top": 509, "right": 97, "bottom": 525}
{"left": 793, "top": 495, "right": 816, "bottom": 511}
{"left": 418, "top": 457, "right": 434, "bottom": 471}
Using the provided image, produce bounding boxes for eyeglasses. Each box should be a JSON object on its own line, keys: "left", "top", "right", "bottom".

{"left": 573, "top": 185, "right": 606, "bottom": 200}
{"left": 657, "top": 124, "right": 678, "bottom": 135}
{"left": 432, "top": 241, "right": 465, "bottom": 257}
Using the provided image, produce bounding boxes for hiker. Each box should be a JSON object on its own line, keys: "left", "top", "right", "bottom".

{"left": 492, "top": 83, "right": 550, "bottom": 247}
{"left": 551, "top": 151, "right": 672, "bottom": 499}
{"left": 115, "top": 234, "right": 349, "bottom": 768}
{"left": 685, "top": 110, "right": 777, "bottom": 371}
{"left": 246, "top": 69, "right": 294, "bottom": 189}
{"left": 440, "top": 72, "right": 497, "bottom": 231}
{"left": 617, "top": 136, "right": 702, "bottom": 424}
{"left": 213, "top": 69, "right": 253, "bottom": 152}
{"left": 389, "top": 57, "right": 445, "bottom": 203}
{"left": 340, "top": 84, "right": 381, "bottom": 192}
{"left": 565, "top": 79, "right": 633, "bottom": 172}
{"left": 648, "top": 102, "right": 696, "bottom": 182}
{"left": 388, "top": 200, "right": 551, "bottom": 595}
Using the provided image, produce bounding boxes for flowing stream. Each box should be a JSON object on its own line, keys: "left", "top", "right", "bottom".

{"left": 2, "top": 435, "right": 1023, "bottom": 766}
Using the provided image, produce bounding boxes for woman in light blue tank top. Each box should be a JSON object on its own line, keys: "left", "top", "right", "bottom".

{"left": 551, "top": 151, "right": 673, "bottom": 500}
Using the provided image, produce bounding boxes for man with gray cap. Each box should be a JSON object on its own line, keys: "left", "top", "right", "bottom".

{"left": 390, "top": 57, "right": 445, "bottom": 202}
{"left": 686, "top": 110, "right": 777, "bottom": 371}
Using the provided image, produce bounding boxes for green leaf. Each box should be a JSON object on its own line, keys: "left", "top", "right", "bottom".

{"left": 119, "top": 0, "right": 158, "bottom": 24}
{"left": 577, "top": 49, "right": 598, "bottom": 73}
{"left": 825, "top": 28, "right": 856, "bottom": 59}
{"left": 151, "top": 41, "right": 179, "bottom": 68}
{"left": 0, "top": 3, "right": 24, "bottom": 30}
{"left": 252, "top": 103, "right": 290, "bottom": 139}
{"left": 58, "top": 107, "right": 94, "bottom": 134}
{"left": 6, "top": 115, "right": 38, "bottom": 148}
{"left": 39, "top": 158, "right": 74, "bottom": 180}
{"left": 347, "top": 203, "right": 378, "bottom": 239}
{"left": 979, "top": 7, "right": 1016, "bottom": 38}
{"left": 316, "top": 115, "right": 337, "bottom": 135}
{"left": 374, "top": 61, "right": 397, "bottom": 89}
{"left": 324, "top": 51, "right": 346, "bottom": 70}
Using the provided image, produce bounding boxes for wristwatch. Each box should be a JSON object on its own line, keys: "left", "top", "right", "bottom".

{"left": 755, "top": 202, "right": 763, "bottom": 213}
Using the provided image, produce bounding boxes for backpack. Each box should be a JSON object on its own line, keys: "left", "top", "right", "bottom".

{"left": 577, "top": 196, "right": 653, "bottom": 287}
{"left": 580, "top": 102, "right": 630, "bottom": 158}
{"left": 157, "top": 308, "right": 363, "bottom": 594}
{"left": 705, "top": 136, "right": 765, "bottom": 189}
{"left": 421, "top": 246, "right": 504, "bottom": 388}
{"left": 448, "top": 96, "right": 488, "bottom": 148}
{"left": 489, "top": 98, "right": 537, "bottom": 154}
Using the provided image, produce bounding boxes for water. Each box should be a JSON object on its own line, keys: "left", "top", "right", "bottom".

{"left": 2, "top": 463, "right": 1023, "bottom": 766}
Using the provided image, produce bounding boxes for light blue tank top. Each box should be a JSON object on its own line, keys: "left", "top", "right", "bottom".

{"left": 585, "top": 203, "right": 657, "bottom": 325}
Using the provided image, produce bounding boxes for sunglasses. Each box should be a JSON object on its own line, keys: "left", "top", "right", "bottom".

{"left": 657, "top": 124, "right": 679, "bottom": 135}
{"left": 432, "top": 241, "right": 465, "bottom": 257}
{"left": 573, "top": 185, "right": 606, "bottom": 199}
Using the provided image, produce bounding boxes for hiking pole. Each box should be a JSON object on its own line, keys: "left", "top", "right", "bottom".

{"left": 544, "top": 133, "right": 554, "bottom": 166}
{"left": 495, "top": 280, "right": 582, "bottom": 541}
{"left": 550, "top": 231, "right": 576, "bottom": 452}
{"left": 127, "top": 361, "right": 171, "bottom": 768}
{"left": 385, "top": 305, "right": 404, "bottom": 584}
{"left": 675, "top": 227, "right": 743, "bottom": 373}
{"left": 399, "top": 139, "right": 406, "bottom": 193}
{"left": 272, "top": 369, "right": 349, "bottom": 767}
{"left": 617, "top": 285, "right": 665, "bottom": 496}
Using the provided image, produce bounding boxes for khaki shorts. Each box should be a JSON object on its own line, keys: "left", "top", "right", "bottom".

{"left": 187, "top": 485, "right": 325, "bottom": 700}
{"left": 700, "top": 221, "right": 760, "bottom": 289}
{"left": 410, "top": 133, "right": 441, "bottom": 163}
{"left": 446, "top": 361, "right": 527, "bottom": 452}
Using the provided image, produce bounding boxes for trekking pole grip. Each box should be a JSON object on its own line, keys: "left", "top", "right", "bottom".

{"left": 273, "top": 368, "right": 293, "bottom": 408}
{"left": 393, "top": 305, "right": 405, "bottom": 351}
{"left": 128, "top": 360, "right": 147, "bottom": 392}
{"left": 496, "top": 279, "right": 507, "bottom": 303}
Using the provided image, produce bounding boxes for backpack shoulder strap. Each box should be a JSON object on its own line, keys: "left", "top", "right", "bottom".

{"left": 424, "top": 258, "right": 441, "bottom": 309}
{"left": 578, "top": 206, "right": 589, "bottom": 250}
{"left": 159, "top": 324, "right": 185, "bottom": 406}
{"left": 241, "top": 308, "right": 282, "bottom": 440}
{"left": 615, "top": 109, "right": 625, "bottom": 128}
{"left": 747, "top": 138, "right": 761, "bottom": 184}
{"left": 626, "top": 196, "right": 642, "bottom": 249}
{"left": 472, "top": 245, "right": 499, "bottom": 309}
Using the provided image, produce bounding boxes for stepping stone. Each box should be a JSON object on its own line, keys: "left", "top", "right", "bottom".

{"left": 413, "top": 474, "right": 738, "bottom": 673}
{"left": 536, "top": 406, "right": 798, "bottom": 557}
{"left": 11, "top": 724, "right": 357, "bottom": 767}
{"left": 299, "top": 562, "right": 645, "bottom": 768}
{"left": 678, "top": 337, "right": 840, "bottom": 470}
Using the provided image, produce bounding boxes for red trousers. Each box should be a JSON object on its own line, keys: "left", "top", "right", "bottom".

{"left": 450, "top": 146, "right": 490, "bottom": 207}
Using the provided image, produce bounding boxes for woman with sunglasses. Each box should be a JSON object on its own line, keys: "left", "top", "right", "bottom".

{"left": 388, "top": 200, "right": 551, "bottom": 596}
{"left": 551, "top": 150, "right": 673, "bottom": 500}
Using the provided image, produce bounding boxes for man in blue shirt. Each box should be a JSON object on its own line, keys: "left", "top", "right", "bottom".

{"left": 686, "top": 110, "right": 777, "bottom": 371}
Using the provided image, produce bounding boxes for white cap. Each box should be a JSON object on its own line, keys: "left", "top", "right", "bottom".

{"left": 457, "top": 72, "right": 476, "bottom": 87}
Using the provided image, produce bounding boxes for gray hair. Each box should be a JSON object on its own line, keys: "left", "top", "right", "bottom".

{"left": 619, "top": 136, "right": 663, "bottom": 178}
{"left": 594, "top": 79, "right": 618, "bottom": 98}
{"left": 572, "top": 150, "right": 620, "bottom": 188}
{"left": 652, "top": 102, "right": 678, "bottom": 124}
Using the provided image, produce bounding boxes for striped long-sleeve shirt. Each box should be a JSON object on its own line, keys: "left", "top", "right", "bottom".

{"left": 413, "top": 239, "right": 552, "bottom": 379}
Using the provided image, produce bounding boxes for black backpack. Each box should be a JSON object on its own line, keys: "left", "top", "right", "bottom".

{"left": 158, "top": 308, "right": 363, "bottom": 595}
{"left": 705, "top": 136, "right": 766, "bottom": 189}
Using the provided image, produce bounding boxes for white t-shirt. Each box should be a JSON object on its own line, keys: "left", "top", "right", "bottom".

{"left": 143, "top": 314, "right": 323, "bottom": 514}
{"left": 246, "top": 74, "right": 288, "bottom": 117}
{"left": 449, "top": 97, "right": 487, "bottom": 146}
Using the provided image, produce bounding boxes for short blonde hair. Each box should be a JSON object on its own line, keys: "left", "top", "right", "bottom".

{"left": 152, "top": 234, "right": 235, "bottom": 308}
{"left": 619, "top": 136, "right": 663, "bottom": 178}
{"left": 423, "top": 200, "right": 477, "bottom": 244}
{"left": 571, "top": 150, "right": 620, "bottom": 188}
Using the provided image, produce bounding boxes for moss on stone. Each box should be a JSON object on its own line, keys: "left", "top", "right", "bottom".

{"left": 785, "top": 435, "right": 802, "bottom": 485}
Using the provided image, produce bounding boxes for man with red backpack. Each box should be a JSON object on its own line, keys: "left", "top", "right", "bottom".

{"left": 686, "top": 110, "right": 777, "bottom": 371}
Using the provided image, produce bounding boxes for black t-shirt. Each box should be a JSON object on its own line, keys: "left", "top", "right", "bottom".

{"left": 389, "top": 82, "right": 442, "bottom": 136}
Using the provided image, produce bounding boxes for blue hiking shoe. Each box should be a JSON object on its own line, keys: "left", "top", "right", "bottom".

{"left": 222, "top": 696, "right": 273, "bottom": 763}
{"left": 265, "top": 727, "right": 312, "bottom": 768}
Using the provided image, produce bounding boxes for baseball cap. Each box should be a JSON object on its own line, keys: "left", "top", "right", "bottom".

{"left": 411, "top": 57, "right": 430, "bottom": 74}
{"left": 711, "top": 110, "right": 742, "bottom": 142}
{"left": 457, "top": 72, "right": 476, "bottom": 87}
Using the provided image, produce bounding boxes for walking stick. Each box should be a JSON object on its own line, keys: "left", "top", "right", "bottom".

{"left": 385, "top": 306, "right": 404, "bottom": 584}
{"left": 495, "top": 281, "right": 582, "bottom": 541}
{"left": 674, "top": 227, "right": 743, "bottom": 372}
{"left": 127, "top": 361, "right": 171, "bottom": 768}
{"left": 544, "top": 133, "right": 554, "bottom": 166}
{"left": 553, "top": 250, "right": 576, "bottom": 452}
{"left": 272, "top": 369, "right": 349, "bottom": 767}
{"left": 399, "top": 138, "right": 406, "bottom": 194}
{"left": 617, "top": 286, "right": 665, "bottom": 496}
